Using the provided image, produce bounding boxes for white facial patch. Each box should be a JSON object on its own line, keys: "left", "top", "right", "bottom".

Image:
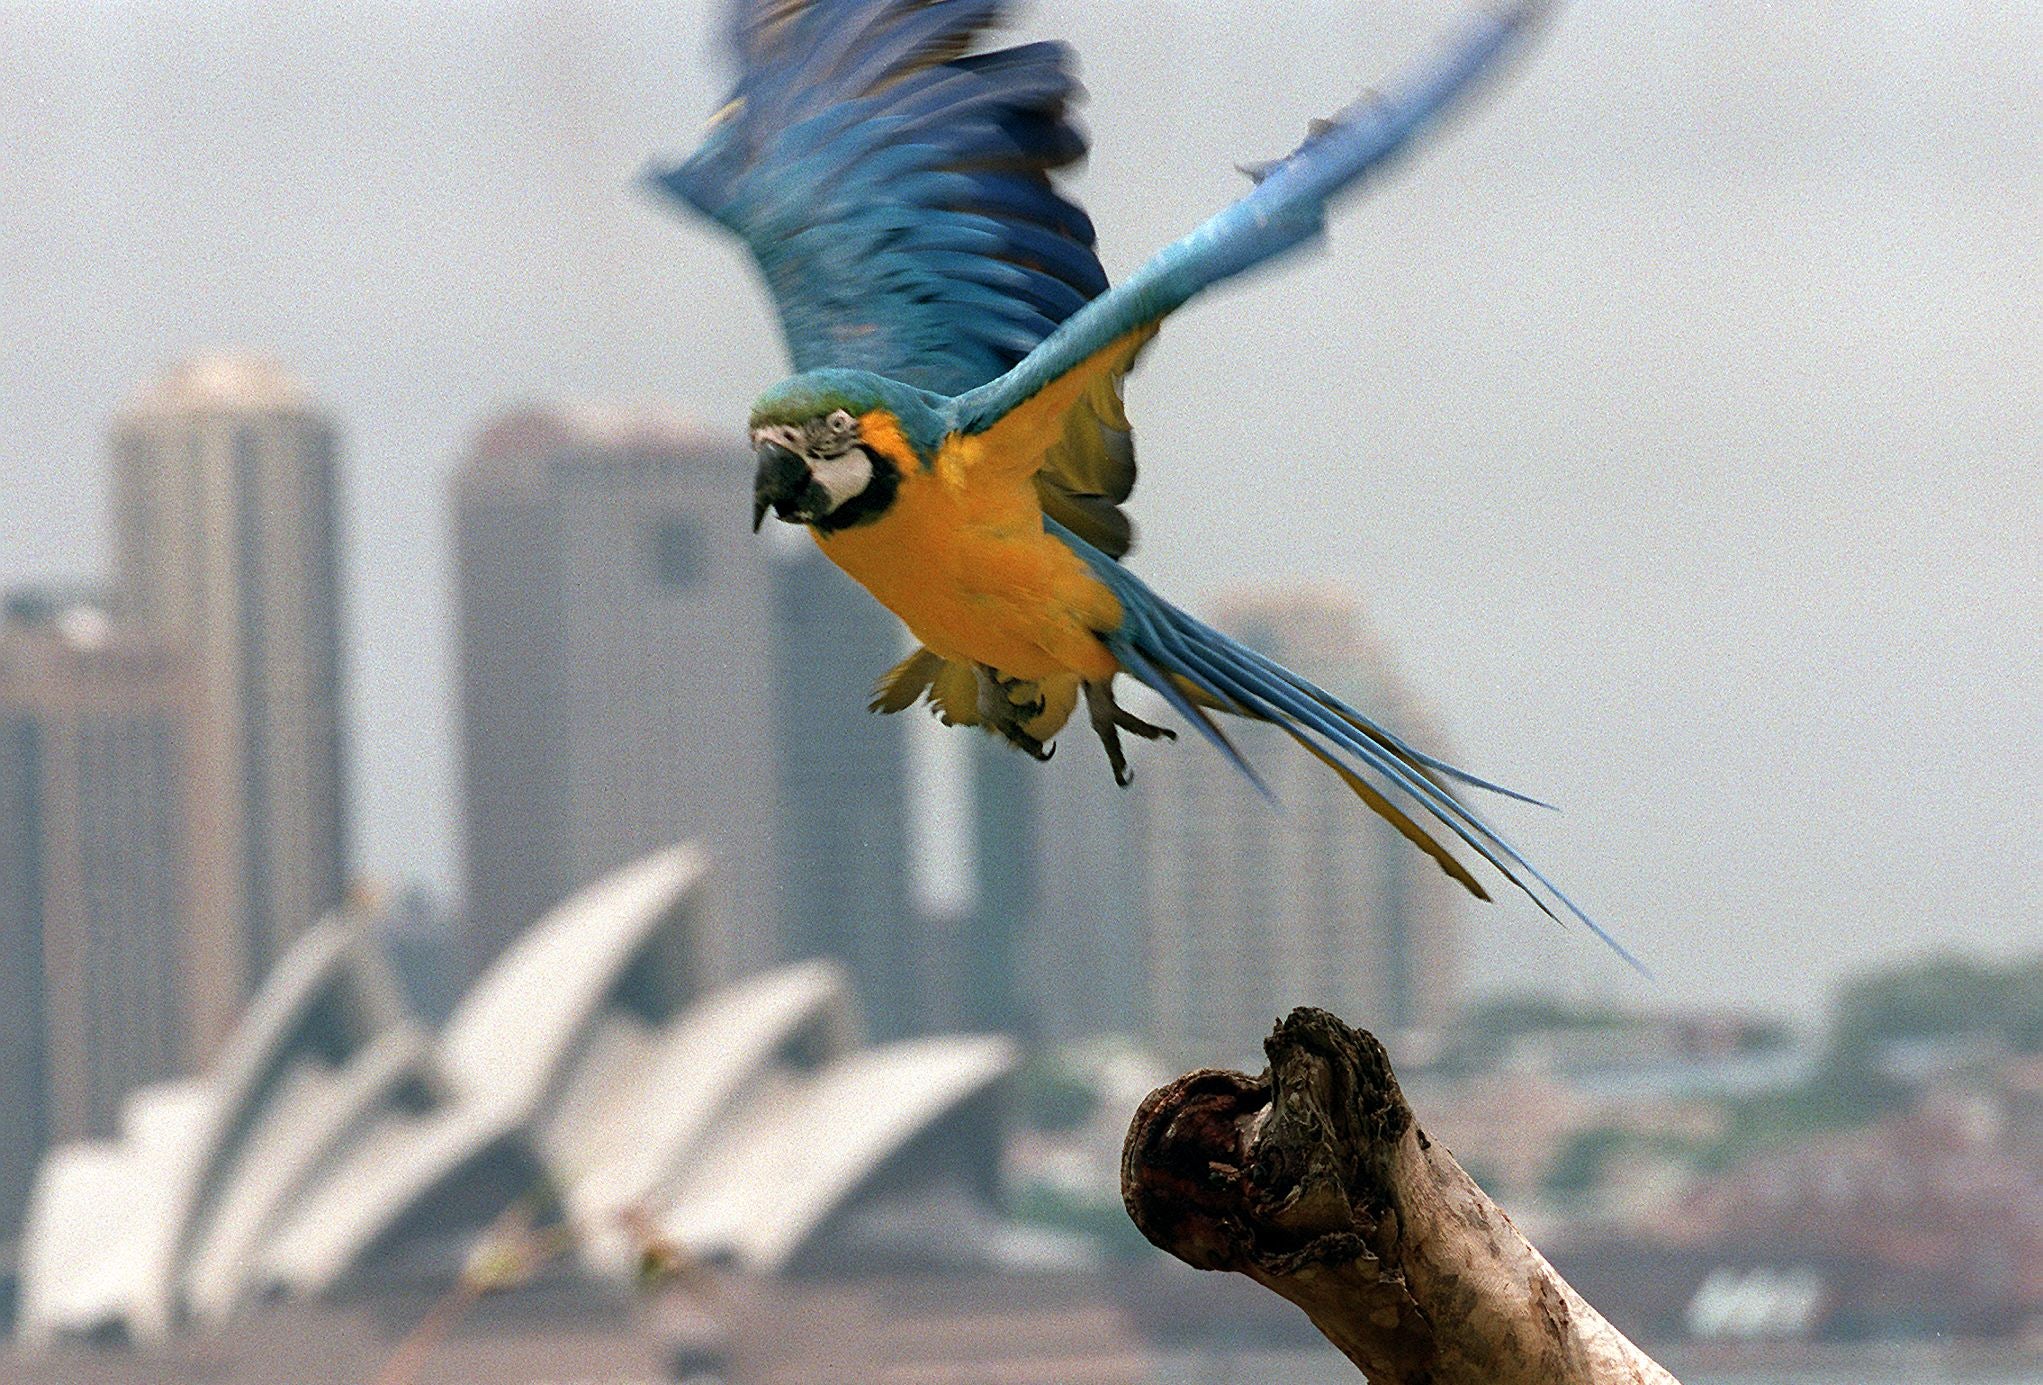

{"left": 807, "top": 448, "right": 874, "bottom": 512}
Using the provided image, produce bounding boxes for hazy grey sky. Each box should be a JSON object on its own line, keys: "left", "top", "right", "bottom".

{"left": 1, "top": 1, "right": 2036, "bottom": 1017}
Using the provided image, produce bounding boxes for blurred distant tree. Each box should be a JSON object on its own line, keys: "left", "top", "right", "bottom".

{"left": 1435, "top": 993, "right": 1644, "bottom": 1075}
{"left": 1823, "top": 952, "right": 2042, "bottom": 1090}
{"left": 1702, "top": 951, "right": 2042, "bottom": 1167}
{"left": 1008, "top": 1181, "right": 1158, "bottom": 1260}
{"left": 1544, "top": 1126, "right": 1637, "bottom": 1197}
{"left": 1014, "top": 1053, "right": 1103, "bottom": 1133}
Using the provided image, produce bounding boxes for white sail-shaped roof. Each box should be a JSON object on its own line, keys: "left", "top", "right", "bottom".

{"left": 254, "top": 844, "right": 715, "bottom": 1298}
{"left": 17, "top": 839, "right": 1019, "bottom": 1345}
{"left": 559, "top": 958, "right": 857, "bottom": 1277}
{"left": 660, "top": 1035, "right": 1019, "bottom": 1273}
{"left": 16, "top": 1084, "right": 216, "bottom": 1346}
{"left": 440, "top": 843, "right": 709, "bottom": 1120}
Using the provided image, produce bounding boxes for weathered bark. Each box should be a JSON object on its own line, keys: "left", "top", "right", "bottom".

{"left": 1122, "top": 1008, "right": 1679, "bottom": 1384}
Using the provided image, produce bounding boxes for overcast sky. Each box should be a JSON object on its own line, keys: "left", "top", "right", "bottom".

{"left": 1, "top": 0, "right": 2035, "bottom": 1018}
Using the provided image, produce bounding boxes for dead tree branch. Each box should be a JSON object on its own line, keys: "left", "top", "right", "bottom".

{"left": 1122, "top": 1008, "right": 1679, "bottom": 1384}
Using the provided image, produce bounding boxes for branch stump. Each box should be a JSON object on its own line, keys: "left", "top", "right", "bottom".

{"left": 1122, "top": 1008, "right": 1679, "bottom": 1384}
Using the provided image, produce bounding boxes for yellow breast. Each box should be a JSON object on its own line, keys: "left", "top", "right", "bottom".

{"left": 813, "top": 433, "right": 1121, "bottom": 684}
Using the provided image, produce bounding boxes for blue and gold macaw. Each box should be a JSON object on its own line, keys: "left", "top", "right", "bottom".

{"left": 651, "top": 0, "right": 1640, "bottom": 968}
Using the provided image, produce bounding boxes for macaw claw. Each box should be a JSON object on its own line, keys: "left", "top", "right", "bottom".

{"left": 999, "top": 725, "right": 1056, "bottom": 762}
{"left": 974, "top": 664, "right": 1057, "bottom": 761}
{"left": 1084, "top": 679, "right": 1175, "bottom": 788}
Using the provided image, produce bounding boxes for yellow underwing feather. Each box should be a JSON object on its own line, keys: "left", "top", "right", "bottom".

{"left": 964, "top": 326, "right": 1159, "bottom": 499}
{"left": 870, "top": 645, "right": 983, "bottom": 727}
{"left": 929, "top": 657, "right": 982, "bottom": 727}
{"left": 870, "top": 647, "right": 945, "bottom": 714}
{"left": 1285, "top": 730, "right": 1494, "bottom": 902}
{"left": 1032, "top": 333, "right": 1150, "bottom": 557}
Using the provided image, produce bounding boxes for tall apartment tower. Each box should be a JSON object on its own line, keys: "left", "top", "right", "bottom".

{"left": 965, "top": 740, "right": 1043, "bottom": 1037}
{"left": 1015, "top": 741, "right": 1143, "bottom": 1043}
{"left": 109, "top": 354, "right": 351, "bottom": 988}
{"left": 1137, "top": 587, "right": 1466, "bottom": 1068}
{"left": 452, "top": 405, "right": 912, "bottom": 1011}
{"left": 0, "top": 593, "right": 238, "bottom": 1242}
{"left": 771, "top": 545, "right": 920, "bottom": 1034}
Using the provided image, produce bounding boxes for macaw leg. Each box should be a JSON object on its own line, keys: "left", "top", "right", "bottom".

{"left": 996, "top": 720, "right": 1056, "bottom": 762}
{"left": 977, "top": 665, "right": 1056, "bottom": 762}
{"left": 1083, "top": 678, "right": 1177, "bottom": 787}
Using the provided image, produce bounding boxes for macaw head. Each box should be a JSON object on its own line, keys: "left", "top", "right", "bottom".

{"left": 747, "top": 369, "right": 942, "bottom": 533}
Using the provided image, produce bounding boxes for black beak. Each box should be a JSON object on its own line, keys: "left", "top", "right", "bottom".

{"left": 752, "top": 443, "right": 810, "bottom": 532}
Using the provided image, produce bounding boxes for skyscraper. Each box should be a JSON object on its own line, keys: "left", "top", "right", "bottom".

{"left": 968, "top": 739, "right": 1045, "bottom": 1037}
{"left": 108, "top": 354, "right": 351, "bottom": 987}
{"left": 0, "top": 592, "right": 237, "bottom": 1242}
{"left": 452, "top": 404, "right": 912, "bottom": 1011}
{"left": 1014, "top": 739, "right": 1143, "bottom": 1044}
{"left": 1135, "top": 586, "right": 1466, "bottom": 1068}
{"left": 771, "top": 544, "right": 920, "bottom": 1035}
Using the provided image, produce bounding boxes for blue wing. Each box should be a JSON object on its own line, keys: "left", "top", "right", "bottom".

{"left": 652, "top": 0, "right": 1144, "bottom": 554}
{"left": 951, "top": 1, "right": 1551, "bottom": 436}
{"left": 648, "top": 0, "right": 1107, "bottom": 400}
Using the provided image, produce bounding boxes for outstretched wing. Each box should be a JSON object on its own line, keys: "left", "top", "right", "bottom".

{"left": 649, "top": 0, "right": 1138, "bottom": 555}
{"left": 949, "top": 2, "right": 1550, "bottom": 466}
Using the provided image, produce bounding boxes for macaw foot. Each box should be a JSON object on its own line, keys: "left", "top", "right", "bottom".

{"left": 976, "top": 664, "right": 1056, "bottom": 761}
{"left": 1001, "top": 725, "right": 1057, "bottom": 762}
{"left": 1084, "top": 678, "right": 1177, "bottom": 787}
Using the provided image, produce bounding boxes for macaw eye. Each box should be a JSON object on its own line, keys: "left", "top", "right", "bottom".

{"left": 826, "top": 410, "right": 856, "bottom": 436}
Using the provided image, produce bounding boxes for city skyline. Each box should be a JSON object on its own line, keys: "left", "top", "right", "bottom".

{"left": 0, "top": 2, "right": 2035, "bottom": 1019}
{"left": 8, "top": 352, "right": 1552, "bottom": 1065}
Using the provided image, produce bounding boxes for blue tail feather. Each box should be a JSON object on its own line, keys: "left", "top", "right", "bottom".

{"left": 1114, "top": 642, "right": 1276, "bottom": 804}
{"left": 1198, "top": 620, "right": 1554, "bottom": 808}
{"left": 1055, "top": 520, "right": 1648, "bottom": 976}
{"left": 1167, "top": 617, "right": 1647, "bottom": 975}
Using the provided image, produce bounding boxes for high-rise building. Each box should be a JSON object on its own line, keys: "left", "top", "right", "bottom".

{"left": 959, "top": 740, "right": 1038, "bottom": 1037}
{"left": 1014, "top": 740, "right": 1144, "bottom": 1044}
{"left": 452, "top": 405, "right": 913, "bottom": 1013}
{"left": 1135, "top": 586, "right": 1466, "bottom": 1068}
{"left": 771, "top": 546, "right": 920, "bottom": 1034}
{"left": 108, "top": 354, "right": 351, "bottom": 987}
{"left": 0, "top": 592, "right": 237, "bottom": 1242}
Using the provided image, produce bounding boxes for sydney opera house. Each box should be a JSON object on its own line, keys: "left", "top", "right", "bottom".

{"left": 12, "top": 844, "right": 1027, "bottom": 1365}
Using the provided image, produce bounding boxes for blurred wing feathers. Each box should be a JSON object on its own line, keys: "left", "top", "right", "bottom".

{"left": 954, "top": 1, "right": 1548, "bottom": 437}
{"left": 1032, "top": 330, "right": 1144, "bottom": 555}
{"left": 653, "top": 0, "right": 1107, "bottom": 399}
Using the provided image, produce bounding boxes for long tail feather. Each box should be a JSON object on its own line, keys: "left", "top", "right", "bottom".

{"left": 1287, "top": 732, "right": 1492, "bottom": 902}
{"left": 1167, "top": 613, "right": 1647, "bottom": 974}
{"left": 1218, "top": 633, "right": 1554, "bottom": 808}
{"left": 1117, "top": 644, "right": 1273, "bottom": 803}
{"left": 1056, "top": 522, "right": 1648, "bottom": 975}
